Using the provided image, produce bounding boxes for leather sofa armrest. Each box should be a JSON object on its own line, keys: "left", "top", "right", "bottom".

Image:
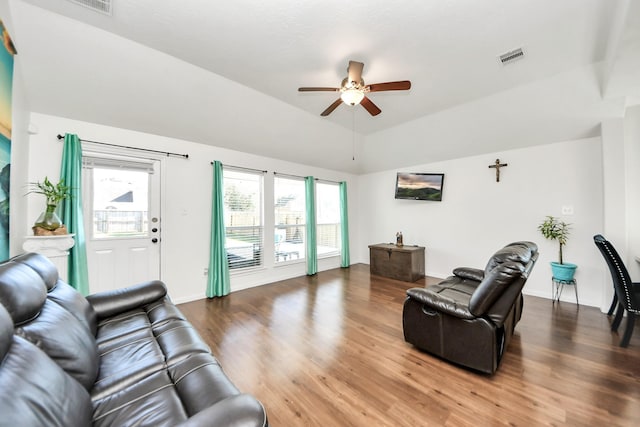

{"left": 468, "top": 261, "right": 524, "bottom": 319}
{"left": 452, "top": 267, "right": 485, "bottom": 282}
{"left": 176, "top": 394, "right": 268, "bottom": 427}
{"left": 483, "top": 279, "right": 525, "bottom": 327}
{"left": 406, "top": 287, "right": 475, "bottom": 319}
{"left": 86, "top": 280, "right": 167, "bottom": 320}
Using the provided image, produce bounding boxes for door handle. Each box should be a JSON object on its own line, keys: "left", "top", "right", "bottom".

{"left": 151, "top": 238, "right": 158, "bottom": 243}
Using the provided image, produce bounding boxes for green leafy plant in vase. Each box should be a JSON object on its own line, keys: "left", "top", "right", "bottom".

{"left": 538, "top": 215, "right": 577, "bottom": 281}
{"left": 27, "top": 177, "right": 70, "bottom": 235}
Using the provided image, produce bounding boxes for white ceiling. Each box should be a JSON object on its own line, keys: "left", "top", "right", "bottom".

{"left": 5, "top": 0, "right": 639, "bottom": 173}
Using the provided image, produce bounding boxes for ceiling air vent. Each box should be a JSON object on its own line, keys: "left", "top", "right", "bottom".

{"left": 66, "top": 0, "right": 112, "bottom": 15}
{"left": 499, "top": 47, "right": 524, "bottom": 65}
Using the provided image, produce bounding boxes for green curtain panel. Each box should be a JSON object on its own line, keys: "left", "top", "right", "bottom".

{"left": 59, "top": 133, "right": 90, "bottom": 295}
{"left": 305, "top": 176, "right": 318, "bottom": 275}
{"left": 339, "top": 181, "right": 351, "bottom": 268}
{"left": 207, "top": 161, "right": 231, "bottom": 297}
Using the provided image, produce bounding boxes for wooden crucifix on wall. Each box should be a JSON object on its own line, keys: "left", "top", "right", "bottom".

{"left": 488, "top": 158, "right": 508, "bottom": 182}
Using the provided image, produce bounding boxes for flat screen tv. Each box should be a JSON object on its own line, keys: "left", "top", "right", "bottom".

{"left": 395, "top": 172, "right": 445, "bottom": 201}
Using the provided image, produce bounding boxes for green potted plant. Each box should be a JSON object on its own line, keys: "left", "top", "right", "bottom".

{"left": 27, "top": 177, "right": 70, "bottom": 235}
{"left": 538, "top": 215, "right": 577, "bottom": 281}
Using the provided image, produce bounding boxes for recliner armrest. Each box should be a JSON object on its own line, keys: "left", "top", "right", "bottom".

{"left": 406, "top": 287, "right": 475, "bottom": 319}
{"left": 86, "top": 280, "right": 167, "bottom": 320}
{"left": 452, "top": 267, "right": 485, "bottom": 282}
{"left": 468, "top": 261, "right": 524, "bottom": 319}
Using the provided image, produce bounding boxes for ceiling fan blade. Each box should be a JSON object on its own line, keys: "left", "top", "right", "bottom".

{"left": 367, "top": 80, "right": 411, "bottom": 92}
{"left": 360, "top": 96, "right": 381, "bottom": 116}
{"left": 321, "top": 98, "right": 343, "bottom": 116}
{"left": 347, "top": 60, "right": 364, "bottom": 84}
{"left": 298, "top": 87, "right": 340, "bottom": 92}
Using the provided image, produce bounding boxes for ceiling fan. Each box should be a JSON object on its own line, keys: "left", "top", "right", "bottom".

{"left": 298, "top": 60, "right": 411, "bottom": 117}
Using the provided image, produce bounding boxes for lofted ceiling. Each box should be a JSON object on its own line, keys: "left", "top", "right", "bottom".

{"left": 5, "top": 0, "right": 639, "bottom": 173}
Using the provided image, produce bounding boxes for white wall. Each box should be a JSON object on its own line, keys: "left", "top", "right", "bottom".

{"left": 359, "top": 63, "right": 620, "bottom": 174}
{"left": 25, "top": 113, "right": 358, "bottom": 303}
{"left": 1, "top": 0, "right": 30, "bottom": 258}
{"left": 8, "top": 57, "right": 29, "bottom": 257}
{"left": 624, "top": 105, "right": 640, "bottom": 280}
{"left": 601, "top": 117, "right": 628, "bottom": 310}
{"left": 357, "top": 137, "right": 606, "bottom": 307}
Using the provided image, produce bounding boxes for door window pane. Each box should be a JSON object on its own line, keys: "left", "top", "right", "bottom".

{"left": 274, "top": 177, "right": 305, "bottom": 263}
{"left": 92, "top": 168, "right": 150, "bottom": 239}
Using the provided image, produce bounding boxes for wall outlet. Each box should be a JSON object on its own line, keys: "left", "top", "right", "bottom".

{"left": 561, "top": 205, "right": 574, "bottom": 215}
{"left": 203, "top": 267, "right": 208, "bottom": 276}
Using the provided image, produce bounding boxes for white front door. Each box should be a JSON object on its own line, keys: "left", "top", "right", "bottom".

{"left": 82, "top": 153, "right": 161, "bottom": 293}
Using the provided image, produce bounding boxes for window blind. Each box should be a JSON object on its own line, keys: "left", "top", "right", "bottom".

{"left": 82, "top": 156, "right": 155, "bottom": 173}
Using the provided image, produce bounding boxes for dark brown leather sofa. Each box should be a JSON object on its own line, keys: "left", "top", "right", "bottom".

{"left": 0, "top": 253, "right": 268, "bottom": 426}
{"left": 403, "top": 241, "right": 538, "bottom": 374}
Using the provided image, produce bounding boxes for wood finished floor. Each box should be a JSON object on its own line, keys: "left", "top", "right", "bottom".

{"left": 178, "top": 264, "right": 640, "bottom": 426}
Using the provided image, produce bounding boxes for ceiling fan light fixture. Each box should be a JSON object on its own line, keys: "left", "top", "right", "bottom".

{"left": 341, "top": 89, "right": 364, "bottom": 105}
{"left": 299, "top": 60, "right": 410, "bottom": 116}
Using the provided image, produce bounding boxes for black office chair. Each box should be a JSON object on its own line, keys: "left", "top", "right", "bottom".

{"left": 593, "top": 234, "right": 640, "bottom": 347}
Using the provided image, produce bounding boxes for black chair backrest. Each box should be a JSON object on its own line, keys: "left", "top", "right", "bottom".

{"left": 593, "top": 234, "right": 636, "bottom": 311}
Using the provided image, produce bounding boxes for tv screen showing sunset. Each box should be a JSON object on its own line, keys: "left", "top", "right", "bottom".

{"left": 395, "top": 173, "right": 444, "bottom": 201}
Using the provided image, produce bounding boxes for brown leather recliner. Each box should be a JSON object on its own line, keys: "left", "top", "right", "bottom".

{"left": 402, "top": 241, "right": 538, "bottom": 374}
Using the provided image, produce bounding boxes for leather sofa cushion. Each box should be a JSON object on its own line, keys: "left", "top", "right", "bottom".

{"left": 0, "top": 261, "right": 47, "bottom": 325}
{"left": 91, "top": 317, "right": 250, "bottom": 426}
{"left": 406, "top": 278, "right": 476, "bottom": 320}
{"left": 47, "top": 280, "right": 98, "bottom": 336}
{"left": 0, "top": 304, "right": 93, "bottom": 426}
{"left": 0, "top": 262, "right": 100, "bottom": 390}
{"left": 91, "top": 311, "right": 212, "bottom": 401}
{"left": 92, "top": 305, "right": 172, "bottom": 400}
{"left": 175, "top": 394, "right": 268, "bottom": 427}
{"left": 91, "top": 296, "right": 225, "bottom": 405}
{"left": 92, "top": 370, "right": 189, "bottom": 427}
{"left": 16, "top": 299, "right": 100, "bottom": 390}
{"left": 155, "top": 319, "right": 212, "bottom": 363}
{"left": 92, "top": 326, "right": 166, "bottom": 400}
{"left": 13, "top": 252, "right": 98, "bottom": 335}
{"left": 484, "top": 241, "right": 534, "bottom": 273}
{"left": 147, "top": 298, "right": 190, "bottom": 323}
{"left": 469, "top": 261, "right": 524, "bottom": 317}
{"left": 169, "top": 352, "right": 240, "bottom": 416}
{"left": 11, "top": 252, "right": 60, "bottom": 290}
{"left": 452, "top": 267, "right": 485, "bottom": 282}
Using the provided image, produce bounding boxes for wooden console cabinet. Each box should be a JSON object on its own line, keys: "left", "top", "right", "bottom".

{"left": 368, "top": 243, "right": 425, "bottom": 282}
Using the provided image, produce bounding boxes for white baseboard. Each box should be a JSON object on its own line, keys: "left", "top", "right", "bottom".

{"left": 173, "top": 293, "right": 205, "bottom": 305}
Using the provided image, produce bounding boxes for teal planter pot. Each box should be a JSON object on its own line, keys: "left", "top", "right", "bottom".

{"left": 550, "top": 262, "right": 577, "bottom": 281}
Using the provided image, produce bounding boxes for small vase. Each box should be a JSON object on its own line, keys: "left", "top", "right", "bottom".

{"left": 34, "top": 204, "right": 62, "bottom": 231}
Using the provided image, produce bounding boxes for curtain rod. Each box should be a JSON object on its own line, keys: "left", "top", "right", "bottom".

{"left": 211, "top": 162, "right": 267, "bottom": 174}
{"left": 274, "top": 171, "right": 342, "bottom": 185}
{"left": 57, "top": 134, "right": 189, "bottom": 159}
{"left": 274, "top": 171, "right": 304, "bottom": 180}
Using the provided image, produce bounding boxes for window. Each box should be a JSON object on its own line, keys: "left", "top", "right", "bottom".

{"left": 316, "top": 182, "right": 341, "bottom": 257}
{"left": 223, "top": 168, "right": 263, "bottom": 270}
{"left": 274, "top": 177, "right": 305, "bottom": 263}
{"left": 84, "top": 156, "right": 155, "bottom": 239}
